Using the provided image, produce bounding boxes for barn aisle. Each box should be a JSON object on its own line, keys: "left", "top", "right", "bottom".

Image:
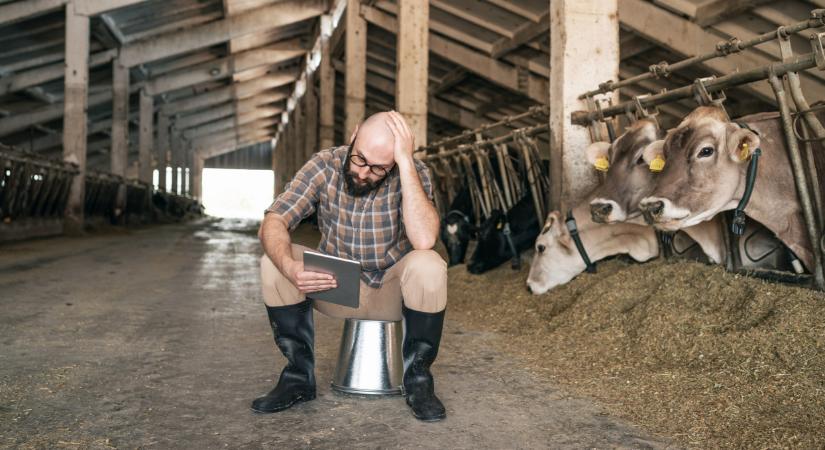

{"left": 0, "top": 219, "right": 670, "bottom": 449}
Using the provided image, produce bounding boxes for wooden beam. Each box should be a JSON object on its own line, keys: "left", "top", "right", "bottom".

{"left": 181, "top": 107, "right": 282, "bottom": 140}
{"left": 396, "top": 0, "right": 429, "bottom": 146}
{"left": 363, "top": 5, "right": 548, "bottom": 104}
{"left": 75, "top": 0, "right": 149, "bottom": 16}
{"left": 119, "top": 0, "right": 325, "bottom": 67}
{"left": 345, "top": 0, "right": 366, "bottom": 138}
{"left": 145, "top": 41, "right": 304, "bottom": 95}
{"left": 654, "top": 0, "right": 774, "bottom": 27}
{"left": 0, "top": 0, "right": 67, "bottom": 27}
{"left": 491, "top": 12, "right": 549, "bottom": 59}
{"left": 0, "top": 49, "right": 116, "bottom": 96}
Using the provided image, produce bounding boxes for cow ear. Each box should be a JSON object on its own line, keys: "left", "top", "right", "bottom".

{"left": 641, "top": 139, "right": 664, "bottom": 164}
{"left": 541, "top": 211, "right": 574, "bottom": 251}
{"left": 585, "top": 141, "right": 611, "bottom": 172}
{"left": 726, "top": 125, "right": 760, "bottom": 163}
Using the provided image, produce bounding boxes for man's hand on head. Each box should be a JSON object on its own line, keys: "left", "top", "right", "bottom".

{"left": 386, "top": 111, "right": 415, "bottom": 169}
{"left": 284, "top": 259, "right": 338, "bottom": 294}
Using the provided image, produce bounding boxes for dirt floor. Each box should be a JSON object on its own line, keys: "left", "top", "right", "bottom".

{"left": 0, "top": 219, "right": 671, "bottom": 449}
{"left": 448, "top": 254, "right": 825, "bottom": 449}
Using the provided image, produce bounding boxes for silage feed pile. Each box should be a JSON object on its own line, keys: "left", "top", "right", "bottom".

{"left": 448, "top": 257, "right": 825, "bottom": 449}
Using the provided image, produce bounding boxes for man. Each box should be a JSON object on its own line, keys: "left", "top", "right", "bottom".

{"left": 253, "top": 111, "right": 448, "bottom": 422}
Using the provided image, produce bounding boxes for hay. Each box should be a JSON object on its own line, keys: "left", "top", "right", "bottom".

{"left": 448, "top": 257, "right": 825, "bottom": 448}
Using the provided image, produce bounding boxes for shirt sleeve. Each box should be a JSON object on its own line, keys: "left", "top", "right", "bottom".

{"left": 264, "top": 153, "right": 328, "bottom": 231}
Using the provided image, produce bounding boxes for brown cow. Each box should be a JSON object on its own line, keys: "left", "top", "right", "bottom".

{"left": 526, "top": 200, "right": 659, "bottom": 295}
{"left": 638, "top": 106, "right": 814, "bottom": 271}
{"left": 585, "top": 119, "right": 726, "bottom": 264}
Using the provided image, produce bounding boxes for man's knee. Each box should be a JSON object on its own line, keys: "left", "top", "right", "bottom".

{"left": 401, "top": 250, "right": 447, "bottom": 285}
{"left": 260, "top": 254, "right": 302, "bottom": 307}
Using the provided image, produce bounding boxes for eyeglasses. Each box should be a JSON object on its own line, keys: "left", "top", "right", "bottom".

{"left": 348, "top": 150, "right": 393, "bottom": 177}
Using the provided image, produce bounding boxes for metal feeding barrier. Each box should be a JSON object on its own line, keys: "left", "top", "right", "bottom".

{"left": 573, "top": 8, "right": 825, "bottom": 290}
{"left": 0, "top": 146, "right": 78, "bottom": 223}
{"left": 1, "top": 144, "right": 199, "bottom": 238}
{"left": 419, "top": 119, "right": 550, "bottom": 227}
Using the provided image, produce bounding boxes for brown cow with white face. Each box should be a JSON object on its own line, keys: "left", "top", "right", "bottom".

{"left": 585, "top": 119, "right": 726, "bottom": 264}
{"left": 587, "top": 118, "right": 664, "bottom": 224}
{"left": 638, "top": 106, "right": 814, "bottom": 271}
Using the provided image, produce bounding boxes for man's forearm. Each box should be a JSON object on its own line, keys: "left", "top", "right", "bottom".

{"left": 398, "top": 160, "right": 439, "bottom": 249}
{"left": 259, "top": 214, "right": 296, "bottom": 274}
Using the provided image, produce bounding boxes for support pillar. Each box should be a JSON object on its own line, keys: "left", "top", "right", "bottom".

{"left": 171, "top": 132, "right": 181, "bottom": 195}
{"left": 62, "top": 3, "right": 90, "bottom": 235}
{"left": 192, "top": 153, "right": 204, "bottom": 200}
{"left": 157, "top": 113, "right": 170, "bottom": 191}
{"left": 138, "top": 89, "right": 154, "bottom": 184}
{"left": 319, "top": 14, "right": 335, "bottom": 149}
{"left": 344, "top": 0, "right": 366, "bottom": 138}
{"left": 396, "top": 0, "right": 428, "bottom": 147}
{"left": 549, "top": 0, "right": 619, "bottom": 210}
{"left": 184, "top": 140, "right": 193, "bottom": 196}
{"left": 110, "top": 58, "right": 129, "bottom": 220}
{"left": 304, "top": 72, "right": 318, "bottom": 161}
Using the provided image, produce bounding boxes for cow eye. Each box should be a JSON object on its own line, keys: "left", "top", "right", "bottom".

{"left": 537, "top": 244, "right": 546, "bottom": 253}
{"left": 698, "top": 146, "right": 714, "bottom": 158}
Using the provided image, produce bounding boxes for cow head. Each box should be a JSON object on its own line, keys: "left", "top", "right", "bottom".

{"left": 526, "top": 211, "right": 586, "bottom": 294}
{"left": 638, "top": 106, "right": 760, "bottom": 231}
{"left": 467, "top": 209, "right": 510, "bottom": 274}
{"left": 440, "top": 210, "right": 475, "bottom": 266}
{"left": 587, "top": 119, "right": 663, "bottom": 224}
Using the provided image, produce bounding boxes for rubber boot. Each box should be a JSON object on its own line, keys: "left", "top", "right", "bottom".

{"left": 402, "top": 305, "right": 447, "bottom": 422}
{"left": 251, "top": 299, "right": 316, "bottom": 413}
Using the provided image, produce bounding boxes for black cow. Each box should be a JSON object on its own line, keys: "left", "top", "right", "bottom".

{"left": 440, "top": 186, "right": 475, "bottom": 266}
{"left": 467, "top": 193, "right": 540, "bottom": 274}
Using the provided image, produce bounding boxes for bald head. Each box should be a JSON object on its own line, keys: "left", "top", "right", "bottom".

{"left": 350, "top": 112, "right": 395, "bottom": 166}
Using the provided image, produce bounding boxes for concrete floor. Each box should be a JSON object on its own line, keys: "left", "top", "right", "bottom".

{"left": 0, "top": 218, "right": 672, "bottom": 449}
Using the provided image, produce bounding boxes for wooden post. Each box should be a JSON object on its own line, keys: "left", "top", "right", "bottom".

{"left": 171, "top": 132, "right": 181, "bottom": 194}
{"left": 319, "top": 14, "right": 335, "bottom": 149}
{"left": 157, "top": 113, "right": 169, "bottom": 191}
{"left": 549, "top": 0, "right": 619, "bottom": 210}
{"left": 138, "top": 89, "right": 154, "bottom": 184}
{"left": 304, "top": 72, "right": 319, "bottom": 161}
{"left": 396, "top": 0, "right": 428, "bottom": 147}
{"left": 345, "top": 0, "right": 366, "bottom": 139}
{"left": 62, "top": 2, "right": 89, "bottom": 235}
{"left": 111, "top": 58, "right": 129, "bottom": 220}
{"left": 192, "top": 153, "right": 204, "bottom": 200}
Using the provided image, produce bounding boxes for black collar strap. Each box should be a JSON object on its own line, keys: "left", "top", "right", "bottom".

{"left": 731, "top": 122, "right": 762, "bottom": 236}
{"left": 502, "top": 221, "right": 520, "bottom": 263}
{"left": 565, "top": 210, "right": 596, "bottom": 273}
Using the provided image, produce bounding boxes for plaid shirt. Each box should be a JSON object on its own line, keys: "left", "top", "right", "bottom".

{"left": 266, "top": 145, "right": 434, "bottom": 288}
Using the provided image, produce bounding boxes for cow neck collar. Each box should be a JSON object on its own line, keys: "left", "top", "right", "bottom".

{"left": 565, "top": 209, "right": 597, "bottom": 273}
{"left": 731, "top": 122, "right": 763, "bottom": 236}
{"left": 447, "top": 209, "right": 471, "bottom": 224}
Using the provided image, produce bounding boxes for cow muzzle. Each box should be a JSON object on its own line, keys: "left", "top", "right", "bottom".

{"left": 639, "top": 199, "right": 665, "bottom": 224}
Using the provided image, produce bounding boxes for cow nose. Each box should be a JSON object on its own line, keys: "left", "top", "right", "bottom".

{"left": 640, "top": 200, "right": 664, "bottom": 224}
{"left": 526, "top": 284, "right": 533, "bottom": 294}
{"left": 590, "top": 203, "right": 612, "bottom": 221}
{"left": 646, "top": 200, "right": 664, "bottom": 216}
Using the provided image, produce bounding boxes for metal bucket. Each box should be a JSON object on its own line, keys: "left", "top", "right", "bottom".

{"left": 331, "top": 318, "right": 403, "bottom": 395}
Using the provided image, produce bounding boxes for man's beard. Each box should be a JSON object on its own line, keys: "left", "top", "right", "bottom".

{"left": 343, "top": 171, "right": 382, "bottom": 197}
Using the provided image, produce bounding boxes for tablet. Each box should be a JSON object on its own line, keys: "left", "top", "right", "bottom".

{"left": 302, "top": 250, "right": 361, "bottom": 308}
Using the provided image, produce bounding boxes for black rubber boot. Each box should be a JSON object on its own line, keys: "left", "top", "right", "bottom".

{"left": 251, "top": 299, "right": 316, "bottom": 413}
{"left": 402, "top": 305, "right": 447, "bottom": 422}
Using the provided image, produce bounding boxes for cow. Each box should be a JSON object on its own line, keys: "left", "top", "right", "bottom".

{"left": 526, "top": 200, "right": 659, "bottom": 295}
{"left": 585, "top": 119, "right": 726, "bottom": 264}
{"left": 637, "top": 106, "right": 815, "bottom": 272}
{"left": 440, "top": 186, "right": 476, "bottom": 266}
{"left": 467, "top": 192, "right": 540, "bottom": 274}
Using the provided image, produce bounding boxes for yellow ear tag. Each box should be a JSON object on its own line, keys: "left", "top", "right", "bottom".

{"left": 649, "top": 155, "right": 666, "bottom": 172}
{"left": 593, "top": 156, "right": 610, "bottom": 172}
{"left": 496, "top": 222, "right": 503, "bottom": 230}
{"left": 739, "top": 143, "right": 750, "bottom": 161}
